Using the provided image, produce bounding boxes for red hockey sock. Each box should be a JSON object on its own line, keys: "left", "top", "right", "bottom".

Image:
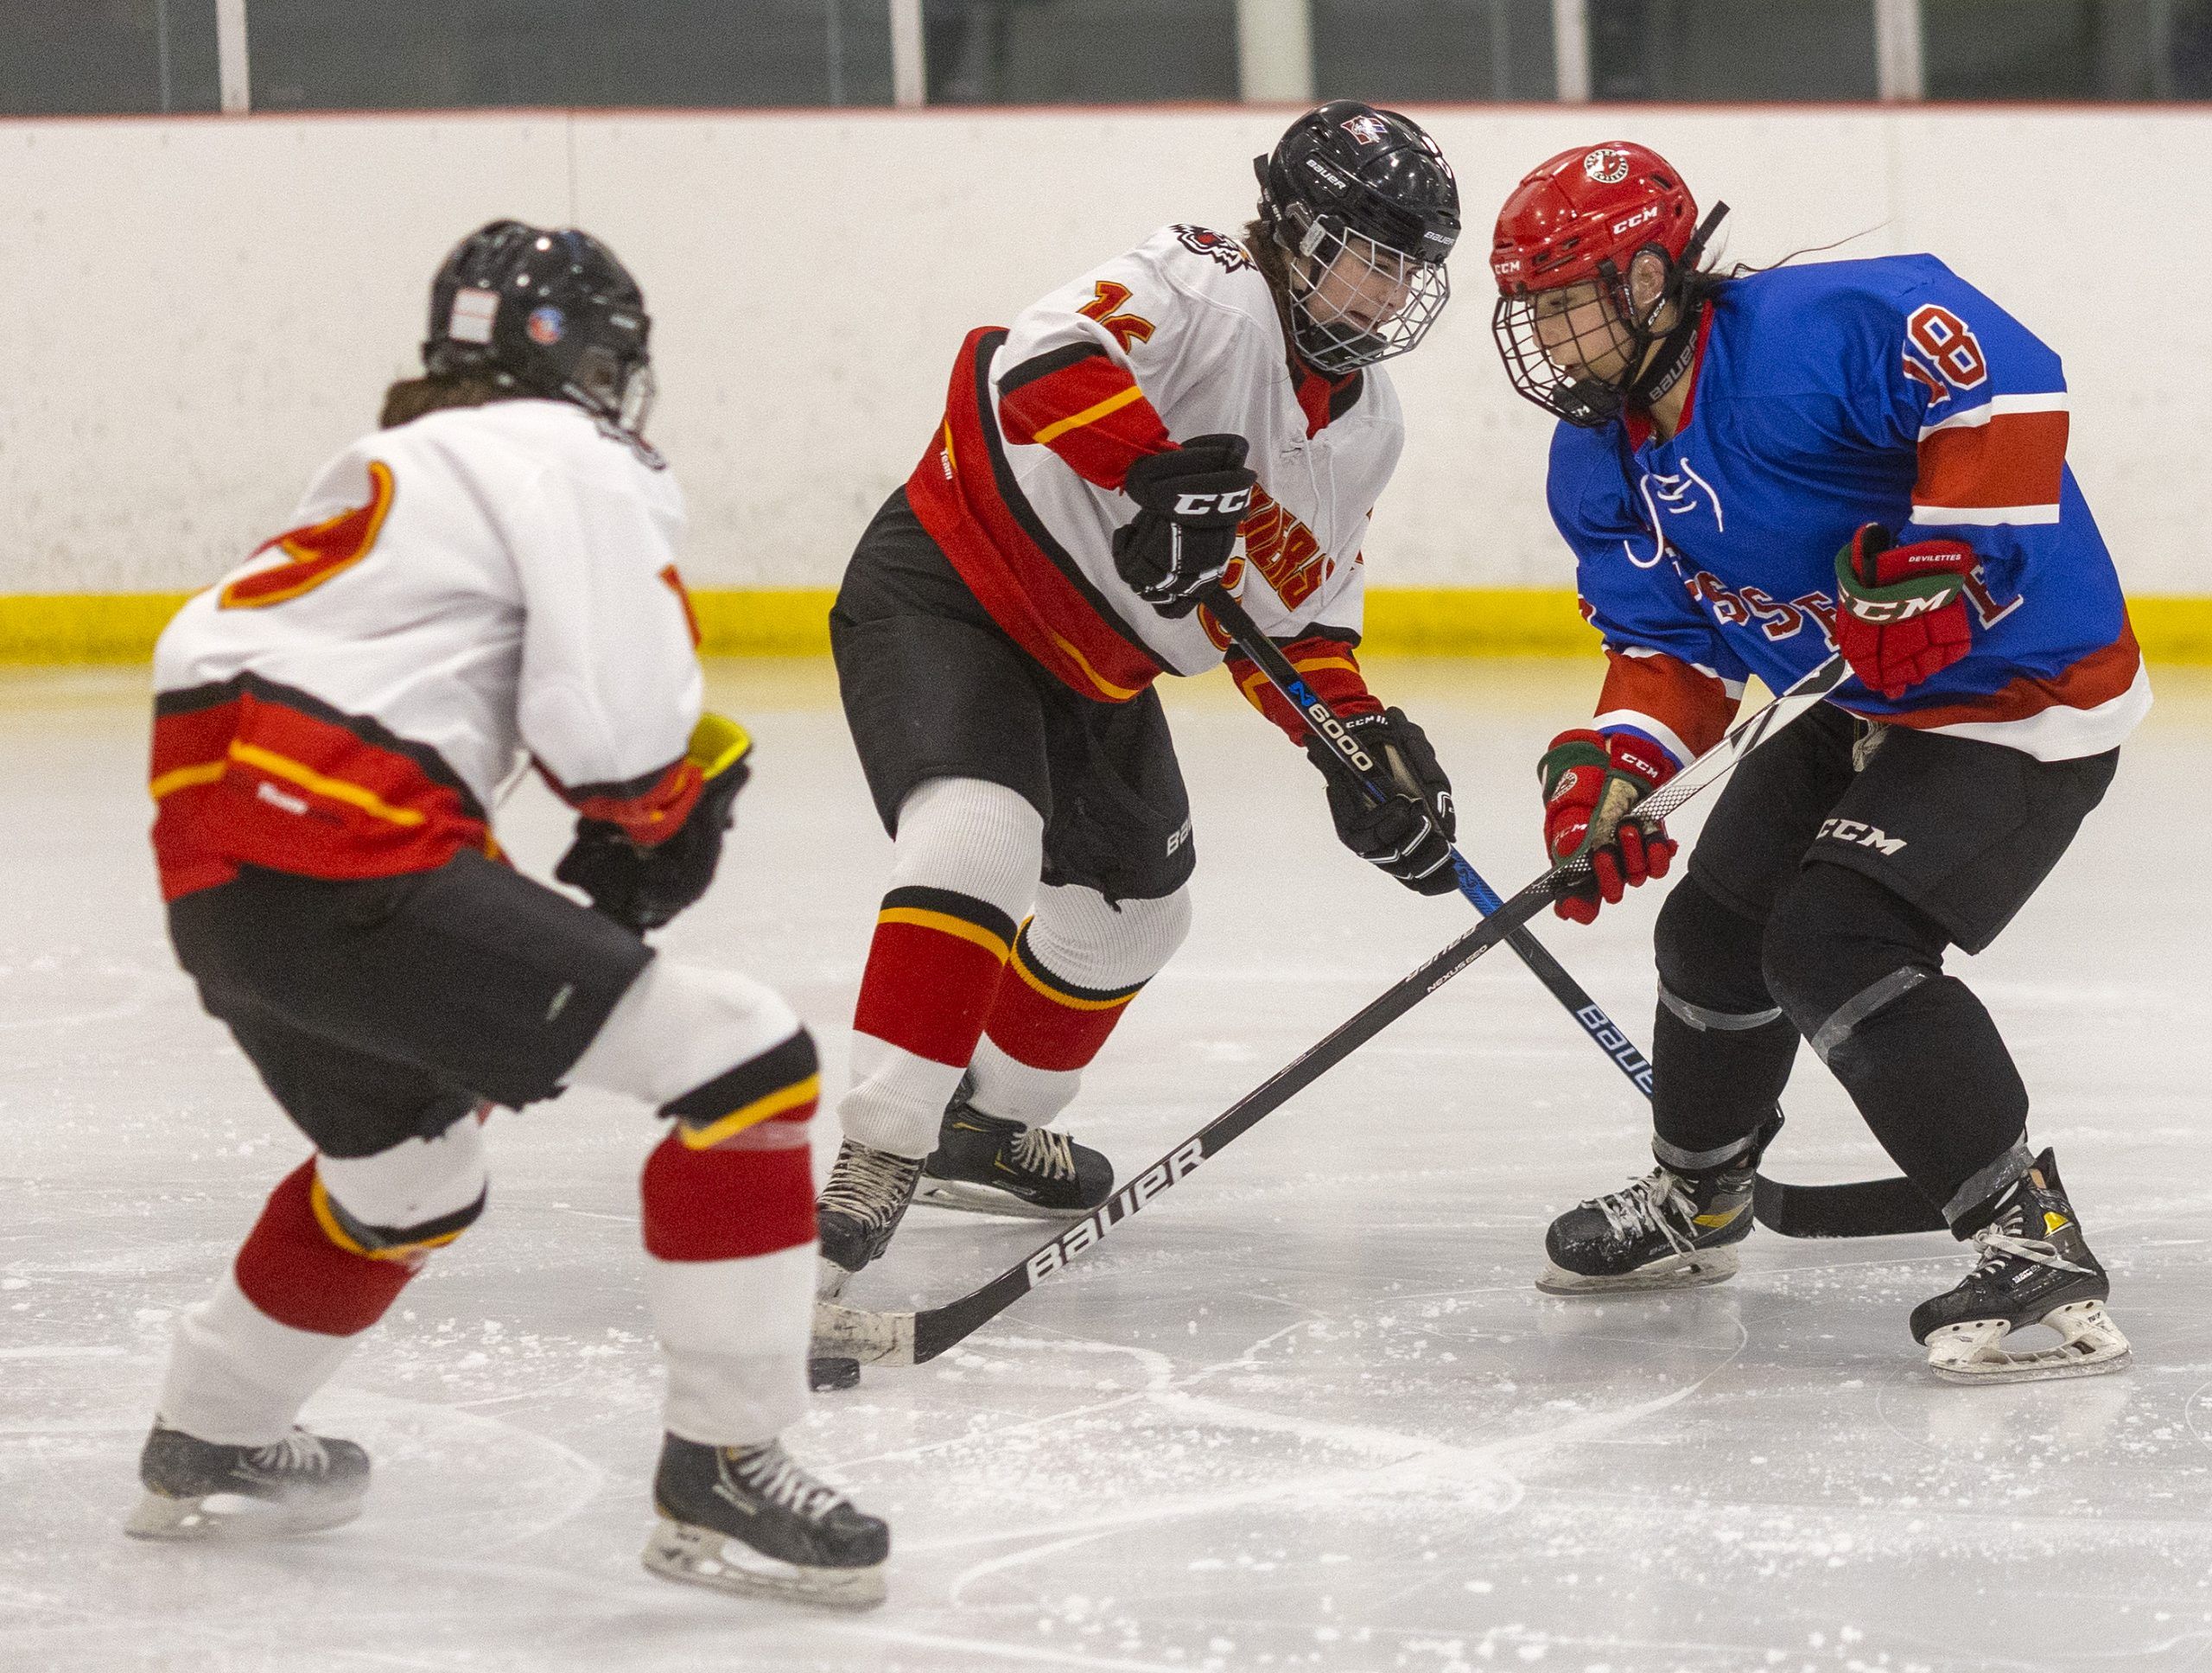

{"left": 850, "top": 885, "right": 1017, "bottom": 1068}
{"left": 232, "top": 1159, "right": 419, "bottom": 1339}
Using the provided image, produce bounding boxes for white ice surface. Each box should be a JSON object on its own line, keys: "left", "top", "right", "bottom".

{"left": 3, "top": 658, "right": 2209, "bottom": 1673}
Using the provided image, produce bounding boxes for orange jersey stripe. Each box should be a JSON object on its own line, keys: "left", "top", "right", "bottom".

{"left": 1913, "top": 409, "right": 2069, "bottom": 512}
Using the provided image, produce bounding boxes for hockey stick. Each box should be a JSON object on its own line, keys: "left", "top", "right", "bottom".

{"left": 1202, "top": 588, "right": 1658, "bottom": 1087}
{"left": 813, "top": 653, "right": 1857, "bottom": 1366}
{"left": 1200, "top": 591, "right": 1938, "bottom": 1238}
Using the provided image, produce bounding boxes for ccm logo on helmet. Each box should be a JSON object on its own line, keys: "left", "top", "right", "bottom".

{"left": 1611, "top": 205, "right": 1661, "bottom": 237}
{"left": 1174, "top": 487, "right": 1254, "bottom": 518}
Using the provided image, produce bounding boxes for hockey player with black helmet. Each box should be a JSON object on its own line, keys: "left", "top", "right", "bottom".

{"left": 813, "top": 104, "right": 1463, "bottom": 1333}
{"left": 133, "top": 220, "right": 889, "bottom": 1604}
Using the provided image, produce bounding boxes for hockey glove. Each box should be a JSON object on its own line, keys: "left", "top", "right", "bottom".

{"left": 1538, "top": 728, "right": 1676, "bottom": 925}
{"left": 556, "top": 713, "right": 753, "bottom": 934}
{"left": 1112, "top": 435, "right": 1256, "bottom": 619}
{"left": 1313, "top": 707, "right": 1459, "bottom": 895}
{"left": 1834, "top": 524, "right": 1978, "bottom": 702}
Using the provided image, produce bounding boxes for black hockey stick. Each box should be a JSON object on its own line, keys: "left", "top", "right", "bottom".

{"left": 813, "top": 653, "right": 1858, "bottom": 1366}
{"left": 1201, "top": 587, "right": 1656, "bottom": 1094}
{"left": 1200, "top": 590, "right": 1940, "bottom": 1240}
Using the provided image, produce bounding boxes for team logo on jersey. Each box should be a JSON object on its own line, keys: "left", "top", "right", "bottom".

{"left": 527, "top": 305, "right": 566, "bottom": 346}
{"left": 1584, "top": 147, "right": 1631, "bottom": 184}
{"left": 1173, "top": 225, "right": 1254, "bottom": 273}
{"left": 1340, "top": 112, "right": 1392, "bottom": 147}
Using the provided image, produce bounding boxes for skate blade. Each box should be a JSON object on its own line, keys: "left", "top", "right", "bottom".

{"left": 914, "top": 1177, "right": 1091, "bottom": 1222}
{"left": 124, "top": 1487, "right": 364, "bottom": 1542}
{"left": 643, "top": 1517, "right": 885, "bottom": 1610}
{"left": 1535, "top": 1245, "right": 1740, "bottom": 1297}
{"left": 1926, "top": 1300, "right": 2133, "bottom": 1385}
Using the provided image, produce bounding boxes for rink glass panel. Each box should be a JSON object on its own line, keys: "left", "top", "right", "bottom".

{"left": 242, "top": 0, "right": 894, "bottom": 111}
{"left": 0, "top": 0, "right": 220, "bottom": 115}
{"left": 1924, "top": 0, "right": 2212, "bottom": 99}
{"left": 1310, "top": 0, "right": 1557, "bottom": 103}
{"left": 920, "top": 0, "right": 1238, "bottom": 104}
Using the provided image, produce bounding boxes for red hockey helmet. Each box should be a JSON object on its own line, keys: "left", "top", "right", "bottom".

{"left": 1489, "top": 143, "right": 1723, "bottom": 428}
{"left": 1490, "top": 143, "right": 1697, "bottom": 296}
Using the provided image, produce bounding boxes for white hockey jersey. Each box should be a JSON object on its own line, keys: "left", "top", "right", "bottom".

{"left": 150, "top": 398, "right": 704, "bottom": 900}
{"left": 903, "top": 224, "right": 1404, "bottom": 728}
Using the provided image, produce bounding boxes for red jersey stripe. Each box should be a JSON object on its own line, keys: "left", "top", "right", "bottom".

{"left": 906, "top": 328, "right": 1164, "bottom": 704}
{"left": 1594, "top": 651, "right": 1738, "bottom": 760}
{"left": 1887, "top": 620, "right": 2141, "bottom": 731}
{"left": 1913, "top": 408, "right": 2069, "bottom": 512}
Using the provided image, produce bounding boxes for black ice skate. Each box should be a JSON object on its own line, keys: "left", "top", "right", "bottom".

{"left": 816, "top": 1138, "right": 924, "bottom": 1286}
{"left": 1910, "top": 1148, "right": 2129, "bottom": 1384}
{"left": 643, "top": 1434, "right": 888, "bottom": 1608}
{"left": 1538, "top": 1155, "right": 1757, "bottom": 1295}
{"left": 917, "top": 1086, "right": 1112, "bottom": 1220}
{"left": 124, "top": 1421, "right": 370, "bottom": 1540}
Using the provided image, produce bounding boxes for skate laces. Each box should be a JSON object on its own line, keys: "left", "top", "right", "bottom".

{"left": 819, "top": 1143, "right": 918, "bottom": 1225}
{"left": 1592, "top": 1169, "right": 1699, "bottom": 1251}
{"left": 1011, "top": 1125, "right": 1077, "bottom": 1182}
{"left": 728, "top": 1443, "right": 846, "bottom": 1524}
{"left": 1968, "top": 1224, "right": 2092, "bottom": 1280}
{"left": 249, "top": 1430, "right": 329, "bottom": 1475}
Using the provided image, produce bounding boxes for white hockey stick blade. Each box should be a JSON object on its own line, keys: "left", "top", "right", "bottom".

{"left": 1924, "top": 1299, "right": 2132, "bottom": 1384}
{"left": 811, "top": 1299, "right": 917, "bottom": 1366}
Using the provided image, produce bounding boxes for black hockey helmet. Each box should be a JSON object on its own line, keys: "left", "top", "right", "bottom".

{"left": 423, "top": 220, "right": 655, "bottom": 434}
{"left": 1254, "top": 102, "right": 1461, "bottom": 374}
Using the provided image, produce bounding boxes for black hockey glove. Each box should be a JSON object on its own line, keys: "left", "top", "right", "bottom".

{"left": 1309, "top": 707, "right": 1459, "bottom": 895}
{"left": 556, "top": 713, "right": 753, "bottom": 934}
{"left": 1111, "top": 435, "right": 1256, "bottom": 619}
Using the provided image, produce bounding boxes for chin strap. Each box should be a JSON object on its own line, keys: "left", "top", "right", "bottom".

{"left": 1619, "top": 200, "right": 1732, "bottom": 414}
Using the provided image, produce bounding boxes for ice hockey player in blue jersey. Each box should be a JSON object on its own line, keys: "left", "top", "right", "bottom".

{"left": 1488, "top": 142, "right": 2142, "bottom": 1384}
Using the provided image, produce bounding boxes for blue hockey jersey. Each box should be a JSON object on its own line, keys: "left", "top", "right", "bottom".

{"left": 1548, "top": 254, "right": 2147, "bottom": 768}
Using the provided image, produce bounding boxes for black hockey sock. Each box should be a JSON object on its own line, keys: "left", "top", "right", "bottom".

{"left": 1649, "top": 871, "right": 1800, "bottom": 1170}
{"left": 1764, "top": 862, "right": 2028, "bottom": 1232}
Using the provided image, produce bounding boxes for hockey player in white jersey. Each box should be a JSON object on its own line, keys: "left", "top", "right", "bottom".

{"left": 134, "top": 222, "right": 887, "bottom": 1606}
{"left": 815, "top": 105, "right": 1463, "bottom": 1325}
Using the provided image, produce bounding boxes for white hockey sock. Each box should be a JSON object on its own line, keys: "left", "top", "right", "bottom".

{"left": 648, "top": 1244, "right": 816, "bottom": 1447}
{"left": 155, "top": 1273, "right": 358, "bottom": 1447}
{"left": 839, "top": 777, "right": 1043, "bottom": 1157}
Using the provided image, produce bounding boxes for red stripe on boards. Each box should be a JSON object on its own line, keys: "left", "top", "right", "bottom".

{"left": 232, "top": 1160, "right": 417, "bottom": 1338}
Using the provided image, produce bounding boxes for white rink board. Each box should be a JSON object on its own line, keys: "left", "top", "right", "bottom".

{"left": 1, "top": 105, "right": 2208, "bottom": 596}
{"left": 3, "top": 659, "right": 2210, "bottom": 1671}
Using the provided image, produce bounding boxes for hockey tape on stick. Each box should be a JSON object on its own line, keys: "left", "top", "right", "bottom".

{"left": 810, "top": 654, "right": 1866, "bottom": 1368}
{"left": 1198, "top": 592, "right": 1936, "bottom": 1239}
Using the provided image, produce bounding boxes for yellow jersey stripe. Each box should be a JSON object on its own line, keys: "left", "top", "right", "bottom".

{"left": 1028, "top": 384, "right": 1146, "bottom": 447}
{"left": 1046, "top": 627, "right": 1144, "bottom": 702}
{"left": 227, "top": 741, "right": 428, "bottom": 827}
{"left": 876, "top": 906, "right": 1012, "bottom": 961}
{"left": 678, "top": 1074, "right": 823, "bottom": 1150}
{"left": 149, "top": 759, "right": 227, "bottom": 801}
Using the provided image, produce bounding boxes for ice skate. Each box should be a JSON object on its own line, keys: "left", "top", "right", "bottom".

{"left": 816, "top": 1138, "right": 923, "bottom": 1282}
{"left": 916, "top": 1084, "right": 1112, "bottom": 1220}
{"left": 1538, "top": 1155, "right": 1757, "bottom": 1295}
{"left": 643, "top": 1434, "right": 887, "bottom": 1608}
{"left": 125, "top": 1422, "right": 370, "bottom": 1540}
{"left": 1910, "top": 1148, "right": 2129, "bottom": 1384}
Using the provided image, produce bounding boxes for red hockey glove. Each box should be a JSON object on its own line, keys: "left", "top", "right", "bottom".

{"left": 1834, "top": 525, "right": 1978, "bottom": 702}
{"left": 1537, "top": 728, "right": 1677, "bottom": 925}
